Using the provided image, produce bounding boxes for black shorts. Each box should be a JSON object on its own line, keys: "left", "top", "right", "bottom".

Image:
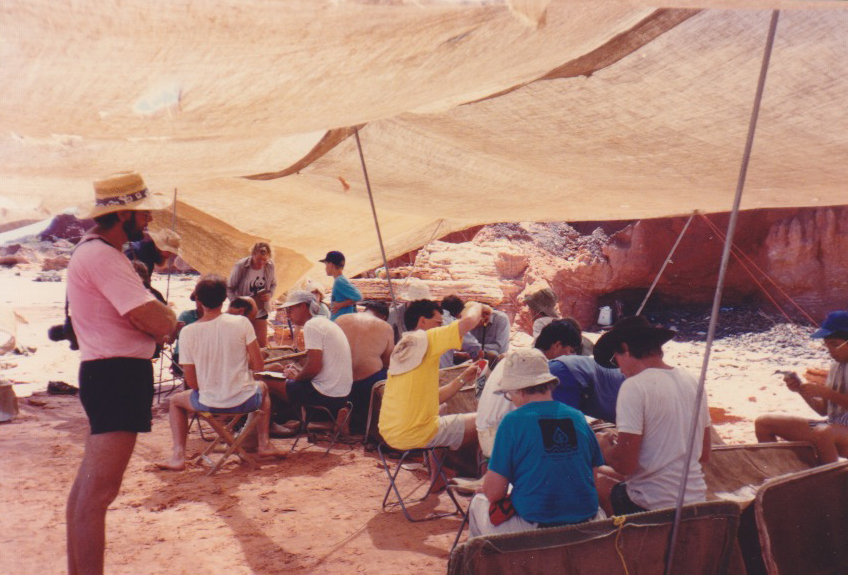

{"left": 79, "top": 357, "right": 154, "bottom": 434}
{"left": 610, "top": 482, "right": 648, "bottom": 516}
{"left": 286, "top": 379, "right": 348, "bottom": 412}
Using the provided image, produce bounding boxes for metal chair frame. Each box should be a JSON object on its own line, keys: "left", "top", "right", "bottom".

{"left": 377, "top": 442, "right": 464, "bottom": 522}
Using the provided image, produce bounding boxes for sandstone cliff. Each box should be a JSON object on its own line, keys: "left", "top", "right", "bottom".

{"left": 353, "top": 206, "right": 847, "bottom": 333}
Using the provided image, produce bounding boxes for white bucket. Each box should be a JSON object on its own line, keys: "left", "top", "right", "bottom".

{"left": 598, "top": 306, "right": 613, "bottom": 326}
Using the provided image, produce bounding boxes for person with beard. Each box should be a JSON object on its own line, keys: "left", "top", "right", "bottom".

{"left": 65, "top": 172, "right": 176, "bottom": 575}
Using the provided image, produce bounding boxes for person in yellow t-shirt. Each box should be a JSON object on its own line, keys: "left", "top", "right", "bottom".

{"left": 379, "top": 299, "right": 484, "bottom": 471}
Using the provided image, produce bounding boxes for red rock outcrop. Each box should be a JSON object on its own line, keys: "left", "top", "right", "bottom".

{"left": 355, "top": 206, "right": 847, "bottom": 334}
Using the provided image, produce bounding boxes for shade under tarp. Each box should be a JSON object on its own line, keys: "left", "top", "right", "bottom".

{"left": 1, "top": 2, "right": 846, "bottom": 291}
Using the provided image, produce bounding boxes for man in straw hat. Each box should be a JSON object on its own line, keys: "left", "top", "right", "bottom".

{"left": 469, "top": 348, "right": 605, "bottom": 536}
{"left": 66, "top": 172, "right": 177, "bottom": 575}
{"left": 755, "top": 310, "right": 848, "bottom": 464}
{"left": 592, "top": 316, "right": 712, "bottom": 516}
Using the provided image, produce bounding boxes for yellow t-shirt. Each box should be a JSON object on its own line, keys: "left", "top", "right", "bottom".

{"left": 378, "top": 322, "right": 461, "bottom": 450}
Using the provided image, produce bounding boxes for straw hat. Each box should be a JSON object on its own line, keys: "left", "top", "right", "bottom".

{"left": 84, "top": 172, "right": 170, "bottom": 218}
{"left": 495, "top": 348, "right": 558, "bottom": 393}
{"left": 524, "top": 287, "right": 559, "bottom": 318}
{"left": 147, "top": 228, "right": 183, "bottom": 258}
{"left": 388, "top": 330, "right": 429, "bottom": 376}
{"left": 593, "top": 316, "right": 677, "bottom": 369}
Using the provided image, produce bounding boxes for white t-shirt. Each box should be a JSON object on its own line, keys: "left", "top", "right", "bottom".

{"left": 476, "top": 360, "right": 516, "bottom": 432}
{"left": 616, "top": 367, "right": 711, "bottom": 510}
{"left": 67, "top": 235, "right": 156, "bottom": 361}
{"left": 179, "top": 314, "right": 258, "bottom": 408}
{"left": 303, "top": 315, "right": 353, "bottom": 398}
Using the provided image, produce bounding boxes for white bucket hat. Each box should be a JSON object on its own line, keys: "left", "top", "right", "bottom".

{"left": 495, "top": 348, "right": 558, "bottom": 393}
{"left": 388, "top": 330, "right": 429, "bottom": 376}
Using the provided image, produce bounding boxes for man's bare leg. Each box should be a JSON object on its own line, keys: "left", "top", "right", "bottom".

{"left": 255, "top": 382, "right": 283, "bottom": 458}
{"left": 594, "top": 467, "right": 624, "bottom": 517}
{"left": 755, "top": 414, "right": 841, "bottom": 464}
{"left": 429, "top": 414, "right": 477, "bottom": 493}
{"left": 67, "top": 431, "right": 137, "bottom": 575}
{"left": 155, "top": 390, "right": 193, "bottom": 470}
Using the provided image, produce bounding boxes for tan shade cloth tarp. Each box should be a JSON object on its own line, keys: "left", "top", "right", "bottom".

{"left": 1, "top": 2, "right": 846, "bottom": 292}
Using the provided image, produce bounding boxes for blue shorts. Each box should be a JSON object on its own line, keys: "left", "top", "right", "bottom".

{"left": 190, "top": 387, "right": 263, "bottom": 414}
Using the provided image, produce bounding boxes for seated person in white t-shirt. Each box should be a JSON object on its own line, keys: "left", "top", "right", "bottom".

{"left": 156, "top": 275, "right": 281, "bottom": 470}
{"left": 264, "top": 290, "right": 354, "bottom": 431}
{"left": 592, "top": 316, "right": 712, "bottom": 516}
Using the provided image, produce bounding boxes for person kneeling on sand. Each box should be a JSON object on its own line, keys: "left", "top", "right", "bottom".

{"left": 157, "top": 275, "right": 281, "bottom": 470}
{"left": 469, "top": 348, "right": 605, "bottom": 536}
{"left": 755, "top": 310, "right": 848, "bottom": 464}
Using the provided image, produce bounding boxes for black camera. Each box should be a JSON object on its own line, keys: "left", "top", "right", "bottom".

{"left": 48, "top": 316, "right": 79, "bottom": 350}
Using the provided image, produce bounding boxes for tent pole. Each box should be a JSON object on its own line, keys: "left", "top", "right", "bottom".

{"left": 158, "top": 187, "right": 178, "bottom": 393}
{"left": 636, "top": 211, "right": 696, "bottom": 316}
{"left": 664, "top": 11, "right": 780, "bottom": 575}
{"left": 353, "top": 128, "right": 398, "bottom": 310}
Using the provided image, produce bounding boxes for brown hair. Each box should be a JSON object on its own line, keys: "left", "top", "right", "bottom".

{"left": 251, "top": 242, "right": 272, "bottom": 258}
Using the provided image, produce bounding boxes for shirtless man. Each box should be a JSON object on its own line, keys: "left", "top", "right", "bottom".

{"left": 336, "top": 312, "right": 395, "bottom": 433}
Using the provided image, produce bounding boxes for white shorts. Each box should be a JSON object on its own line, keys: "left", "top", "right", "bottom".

{"left": 468, "top": 493, "right": 606, "bottom": 538}
{"left": 424, "top": 414, "right": 466, "bottom": 451}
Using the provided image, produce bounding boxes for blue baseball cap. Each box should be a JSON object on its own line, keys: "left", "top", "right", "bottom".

{"left": 811, "top": 311, "right": 848, "bottom": 339}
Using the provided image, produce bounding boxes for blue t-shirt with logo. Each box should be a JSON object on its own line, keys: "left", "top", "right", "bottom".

{"left": 488, "top": 400, "right": 603, "bottom": 524}
{"left": 331, "top": 275, "right": 362, "bottom": 320}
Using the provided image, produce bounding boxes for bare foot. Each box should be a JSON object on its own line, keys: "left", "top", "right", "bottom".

{"left": 154, "top": 458, "right": 186, "bottom": 471}
{"left": 335, "top": 407, "right": 351, "bottom": 436}
{"left": 256, "top": 446, "right": 286, "bottom": 460}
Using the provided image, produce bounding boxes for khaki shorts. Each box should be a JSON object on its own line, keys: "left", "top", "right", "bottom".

{"left": 424, "top": 414, "right": 467, "bottom": 451}
{"left": 478, "top": 425, "right": 498, "bottom": 459}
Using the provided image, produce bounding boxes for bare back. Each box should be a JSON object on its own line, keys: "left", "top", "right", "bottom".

{"left": 336, "top": 313, "right": 394, "bottom": 381}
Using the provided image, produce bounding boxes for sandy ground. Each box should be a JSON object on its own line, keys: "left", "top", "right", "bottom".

{"left": 0, "top": 266, "right": 830, "bottom": 575}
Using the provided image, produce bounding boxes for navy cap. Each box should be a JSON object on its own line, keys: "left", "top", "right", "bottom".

{"left": 811, "top": 311, "right": 848, "bottom": 339}
{"left": 319, "top": 250, "right": 345, "bottom": 266}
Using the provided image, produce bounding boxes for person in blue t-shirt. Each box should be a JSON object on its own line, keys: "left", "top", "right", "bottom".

{"left": 468, "top": 348, "right": 605, "bottom": 537}
{"left": 320, "top": 250, "right": 362, "bottom": 321}
{"left": 535, "top": 320, "right": 625, "bottom": 423}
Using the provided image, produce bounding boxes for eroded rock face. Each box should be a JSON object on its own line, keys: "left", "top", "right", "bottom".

{"left": 359, "top": 206, "right": 847, "bottom": 334}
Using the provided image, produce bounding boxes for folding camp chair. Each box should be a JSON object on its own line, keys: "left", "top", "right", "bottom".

{"left": 290, "top": 400, "right": 354, "bottom": 455}
{"left": 194, "top": 409, "right": 263, "bottom": 476}
{"left": 377, "top": 442, "right": 464, "bottom": 522}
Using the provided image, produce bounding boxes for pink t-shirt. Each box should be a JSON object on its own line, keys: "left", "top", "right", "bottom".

{"left": 67, "top": 235, "right": 157, "bottom": 361}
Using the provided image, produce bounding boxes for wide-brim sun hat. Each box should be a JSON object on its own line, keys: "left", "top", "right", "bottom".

{"left": 811, "top": 311, "right": 848, "bottom": 339}
{"left": 388, "top": 330, "right": 429, "bottom": 376}
{"left": 524, "top": 287, "right": 559, "bottom": 318}
{"left": 84, "top": 171, "right": 170, "bottom": 218}
{"left": 147, "top": 228, "right": 184, "bottom": 258}
{"left": 593, "top": 315, "right": 677, "bottom": 369}
{"left": 495, "top": 348, "right": 558, "bottom": 393}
